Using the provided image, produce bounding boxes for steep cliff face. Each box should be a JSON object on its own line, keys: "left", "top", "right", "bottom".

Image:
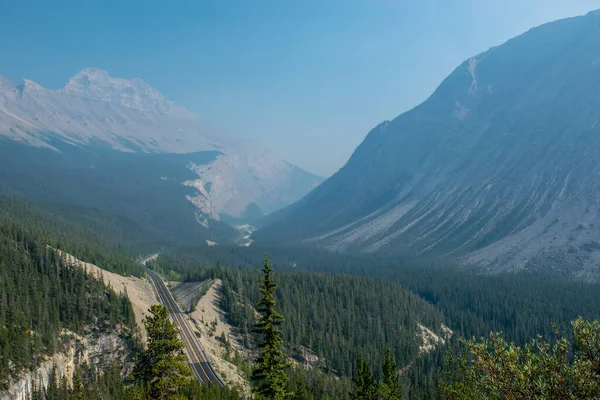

{"left": 1, "top": 332, "right": 129, "bottom": 400}
{"left": 257, "top": 10, "right": 600, "bottom": 279}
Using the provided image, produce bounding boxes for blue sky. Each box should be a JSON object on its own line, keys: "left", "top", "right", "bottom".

{"left": 2, "top": 1, "right": 600, "bottom": 176}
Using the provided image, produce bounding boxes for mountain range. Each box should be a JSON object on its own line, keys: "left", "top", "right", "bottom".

{"left": 0, "top": 68, "right": 322, "bottom": 229}
{"left": 257, "top": 10, "right": 600, "bottom": 280}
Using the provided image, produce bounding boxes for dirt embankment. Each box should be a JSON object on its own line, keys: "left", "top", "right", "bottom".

{"left": 57, "top": 250, "right": 249, "bottom": 392}
{"left": 185, "top": 279, "right": 251, "bottom": 395}
{"left": 57, "top": 250, "right": 158, "bottom": 342}
{"left": 172, "top": 280, "right": 212, "bottom": 312}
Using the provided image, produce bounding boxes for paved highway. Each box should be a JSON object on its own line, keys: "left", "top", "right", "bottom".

{"left": 145, "top": 267, "right": 225, "bottom": 386}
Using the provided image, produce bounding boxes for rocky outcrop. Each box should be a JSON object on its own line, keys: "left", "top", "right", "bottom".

{"left": 1, "top": 332, "right": 129, "bottom": 400}
{"left": 417, "top": 323, "right": 453, "bottom": 355}
{"left": 292, "top": 345, "right": 325, "bottom": 369}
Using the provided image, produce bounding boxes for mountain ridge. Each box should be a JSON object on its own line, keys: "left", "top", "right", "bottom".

{"left": 0, "top": 68, "right": 230, "bottom": 152}
{"left": 256, "top": 10, "right": 600, "bottom": 280}
{"left": 59, "top": 67, "right": 192, "bottom": 116}
{"left": 0, "top": 69, "right": 323, "bottom": 220}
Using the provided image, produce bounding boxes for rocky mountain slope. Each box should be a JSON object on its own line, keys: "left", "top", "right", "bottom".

{"left": 0, "top": 68, "right": 322, "bottom": 221}
{"left": 186, "top": 140, "right": 324, "bottom": 218}
{"left": 257, "top": 10, "right": 600, "bottom": 279}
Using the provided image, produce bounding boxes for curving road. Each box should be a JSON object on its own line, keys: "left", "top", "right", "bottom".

{"left": 144, "top": 267, "right": 225, "bottom": 386}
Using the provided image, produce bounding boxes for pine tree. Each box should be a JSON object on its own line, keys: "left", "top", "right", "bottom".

{"left": 379, "top": 347, "right": 402, "bottom": 399}
{"left": 442, "top": 317, "right": 600, "bottom": 399}
{"left": 252, "top": 255, "right": 289, "bottom": 399}
{"left": 73, "top": 371, "right": 86, "bottom": 400}
{"left": 352, "top": 354, "right": 377, "bottom": 400}
{"left": 133, "top": 304, "right": 192, "bottom": 400}
{"left": 47, "top": 367, "right": 59, "bottom": 400}
{"left": 292, "top": 376, "right": 311, "bottom": 400}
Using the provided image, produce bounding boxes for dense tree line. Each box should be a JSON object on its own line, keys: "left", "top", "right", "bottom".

{"left": 155, "top": 245, "right": 600, "bottom": 397}
{"left": 351, "top": 350, "right": 403, "bottom": 400}
{"left": 166, "top": 244, "right": 600, "bottom": 344}
{"left": 27, "top": 365, "right": 243, "bottom": 400}
{"left": 0, "top": 221, "right": 136, "bottom": 388}
{"left": 0, "top": 196, "right": 144, "bottom": 276}
{"left": 29, "top": 363, "right": 129, "bottom": 400}
{"left": 0, "top": 142, "right": 235, "bottom": 250}
{"left": 286, "top": 366, "right": 353, "bottom": 400}
{"left": 179, "top": 264, "right": 445, "bottom": 380}
{"left": 152, "top": 253, "right": 447, "bottom": 397}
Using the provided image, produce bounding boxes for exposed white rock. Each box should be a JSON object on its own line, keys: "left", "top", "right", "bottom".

{"left": 1, "top": 332, "right": 128, "bottom": 400}
{"left": 417, "top": 323, "right": 453, "bottom": 355}
{"left": 188, "top": 140, "right": 322, "bottom": 217}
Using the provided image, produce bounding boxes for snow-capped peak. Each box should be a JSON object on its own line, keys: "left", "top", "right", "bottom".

{"left": 60, "top": 67, "right": 182, "bottom": 114}
{"left": 18, "top": 79, "right": 48, "bottom": 92}
{"left": 0, "top": 75, "right": 15, "bottom": 92}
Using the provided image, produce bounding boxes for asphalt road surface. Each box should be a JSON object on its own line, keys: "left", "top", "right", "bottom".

{"left": 145, "top": 267, "right": 224, "bottom": 386}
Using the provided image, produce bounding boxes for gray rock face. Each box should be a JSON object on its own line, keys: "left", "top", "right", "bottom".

{"left": 0, "top": 69, "right": 322, "bottom": 219}
{"left": 257, "top": 10, "right": 600, "bottom": 279}
{"left": 1, "top": 332, "right": 128, "bottom": 400}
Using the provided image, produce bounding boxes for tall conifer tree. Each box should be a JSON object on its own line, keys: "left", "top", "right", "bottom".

{"left": 352, "top": 354, "right": 377, "bottom": 400}
{"left": 380, "top": 347, "right": 402, "bottom": 399}
{"left": 252, "top": 255, "right": 289, "bottom": 399}
{"left": 133, "top": 304, "right": 192, "bottom": 400}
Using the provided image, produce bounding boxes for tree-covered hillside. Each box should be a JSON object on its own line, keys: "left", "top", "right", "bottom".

{"left": 219, "top": 268, "right": 443, "bottom": 376}
{"left": 153, "top": 253, "right": 449, "bottom": 397}
{"left": 154, "top": 245, "right": 600, "bottom": 397}
{"left": 170, "top": 245, "right": 600, "bottom": 344}
{"left": 0, "top": 196, "right": 144, "bottom": 276}
{"left": 0, "top": 221, "right": 136, "bottom": 387}
{"left": 0, "top": 140, "right": 236, "bottom": 247}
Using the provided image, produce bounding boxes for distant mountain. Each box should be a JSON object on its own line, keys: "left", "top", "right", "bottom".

{"left": 0, "top": 68, "right": 322, "bottom": 222}
{"left": 186, "top": 140, "right": 324, "bottom": 218}
{"left": 256, "top": 10, "right": 600, "bottom": 280}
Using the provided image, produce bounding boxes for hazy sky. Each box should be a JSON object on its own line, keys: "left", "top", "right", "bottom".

{"left": 2, "top": 1, "right": 600, "bottom": 176}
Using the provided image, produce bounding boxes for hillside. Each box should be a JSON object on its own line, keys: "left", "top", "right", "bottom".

{"left": 0, "top": 195, "right": 148, "bottom": 273}
{"left": 218, "top": 269, "right": 449, "bottom": 377}
{"left": 0, "top": 68, "right": 322, "bottom": 225}
{"left": 0, "top": 221, "right": 136, "bottom": 394}
{"left": 0, "top": 142, "right": 236, "bottom": 246}
{"left": 155, "top": 251, "right": 451, "bottom": 395}
{"left": 256, "top": 10, "right": 600, "bottom": 279}
{"left": 56, "top": 249, "right": 157, "bottom": 343}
